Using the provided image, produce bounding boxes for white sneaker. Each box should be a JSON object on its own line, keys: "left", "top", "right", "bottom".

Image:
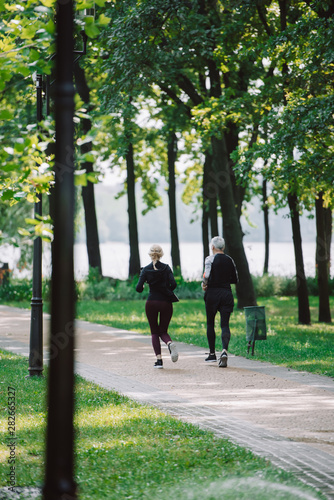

{"left": 218, "top": 350, "right": 228, "bottom": 368}
{"left": 168, "top": 342, "right": 178, "bottom": 362}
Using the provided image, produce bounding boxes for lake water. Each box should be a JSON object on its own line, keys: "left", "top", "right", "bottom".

{"left": 1, "top": 241, "right": 333, "bottom": 280}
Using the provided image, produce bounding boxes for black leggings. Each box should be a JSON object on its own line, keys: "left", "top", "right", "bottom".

{"left": 205, "top": 289, "right": 233, "bottom": 352}
{"left": 145, "top": 300, "right": 173, "bottom": 355}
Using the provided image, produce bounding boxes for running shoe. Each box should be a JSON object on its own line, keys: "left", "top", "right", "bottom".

{"left": 154, "top": 359, "right": 163, "bottom": 369}
{"left": 205, "top": 353, "right": 217, "bottom": 362}
{"left": 218, "top": 350, "right": 228, "bottom": 368}
{"left": 168, "top": 342, "right": 179, "bottom": 362}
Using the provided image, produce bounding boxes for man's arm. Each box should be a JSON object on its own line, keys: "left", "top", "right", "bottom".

{"left": 203, "top": 255, "right": 214, "bottom": 284}
{"left": 229, "top": 257, "right": 238, "bottom": 284}
{"left": 202, "top": 255, "right": 214, "bottom": 289}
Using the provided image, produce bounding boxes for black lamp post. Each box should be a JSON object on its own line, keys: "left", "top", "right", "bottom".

{"left": 28, "top": 74, "right": 44, "bottom": 378}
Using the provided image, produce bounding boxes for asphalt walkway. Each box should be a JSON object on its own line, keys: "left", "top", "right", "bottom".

{"left": 0, "top": 305, "right": 334, "bottom": 499}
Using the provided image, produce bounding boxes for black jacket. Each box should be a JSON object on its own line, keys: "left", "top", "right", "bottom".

{"left": 136, "top": 261, "right": 177, "bottom": 301}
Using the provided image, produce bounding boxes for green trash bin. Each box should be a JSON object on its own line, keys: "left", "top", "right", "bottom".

{"left": 244, "top": 306, "right": 267, "bottom": 355}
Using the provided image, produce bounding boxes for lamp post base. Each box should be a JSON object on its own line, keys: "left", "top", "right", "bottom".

{"left": 26, "top": 368, "right": 44, "bottom": 378}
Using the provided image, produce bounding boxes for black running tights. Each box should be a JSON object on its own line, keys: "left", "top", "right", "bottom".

{"left": 145, "top": 300, "right": 173, "bottom": 355}
{"left": 206, "top": 309, "right": 231, "bottom": 353}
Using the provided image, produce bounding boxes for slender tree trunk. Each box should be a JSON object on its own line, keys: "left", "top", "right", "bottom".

{"left": 209, "top": 197, "right": 218, "bottom": 238}
{"left": 324, "top": 206, "right": 332, "bottom": 260}
{"left": 202, "top": 203, "right": 209, "bottom": 261}
{"left": 226, "top": 124, "right": 246, "bottom": 222}
{"left": 211, "top": 136, "right": 257, "bottom": 308}
{"left": 202, "top": 153, "right": 211, "bottom": 261}
{"left": 287, "top": 193, "right": 311, "bottom": 324}
{"left": 279, "top": 1, "right": 310, "bottom": 324}
{"left": 126, "top": 142, "right": 141, "bottom": 277}
{"left": 167, "top": 133, "right": 181, "bottom": 275}
{"left": 315, "top": 192, "right": 331, "bottom": 323}
{"left": 208, "top": 60, "right": 255, "bottom": 307}
{"left": 203, "top": 152, "right": 218, "bottom": 242}
{"left": 262, "top": 179, "right": 270, "bottom": 274}
{"left": 208, "top": 151, "right": 219, "bottom": 239}
{"left": 74, "top": 63, "right": 102, "bottom": 276}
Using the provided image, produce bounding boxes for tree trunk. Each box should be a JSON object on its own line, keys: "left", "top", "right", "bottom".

{"left": 74, "top": 63, "right": 102, "bottom": 276}
{"left": 324, "top": 206, "right": 332, "bottom": 260}
{"left": 211, "top": 136, "right": 257, "bottom": 308}
{"left": 262, "top": 179, "right": 270, "bottom": 274}
{"left": 207, "top": 57, "right": 255, "bottom": 307}
{"left": 209, "top": 196, "right": 218, "bottom": 238}
{"left": 279, "top": 1, "right": 310, "bottom": 324}
{"left": 315, "top": 192, "right": 331, "bottom": 323}
{"left": 287, "top": 193, "right": 311, "bottom": 324}
{"left": 202, "top": 153, "right": 211, "bottom": 261}
{"left": 202, "top": 203, "right": 209, "bottom": 262}
{"left": 226, "top": 124, "right": 246, "bottom": 222}
{"left": 208, "top": 154, "right": 219, "bottom": 238}
{"left": 167, "top": 133, "right": 181, "bottom": 275}
{"left": 126, "top": 142, "right": 141, "bottom": 277}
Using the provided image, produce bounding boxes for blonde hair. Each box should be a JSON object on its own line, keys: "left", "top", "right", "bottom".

{"left": 149, "top": 244, "right": 164, "bottom": 270}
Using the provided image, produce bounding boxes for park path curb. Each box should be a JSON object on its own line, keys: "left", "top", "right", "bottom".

{"left": 0, "top": 305, "right": 334, "bottom": 499}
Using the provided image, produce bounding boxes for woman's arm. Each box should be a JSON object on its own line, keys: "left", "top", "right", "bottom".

{"left": 135, "top": 268, "right": 146, "bottom": 293}
{"left": 167, "top": 266, "right": 177, "bottom": 290}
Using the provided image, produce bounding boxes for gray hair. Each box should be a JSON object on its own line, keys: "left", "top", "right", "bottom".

{"left": 211, "top": 236, "right": 225, "bottom": 251}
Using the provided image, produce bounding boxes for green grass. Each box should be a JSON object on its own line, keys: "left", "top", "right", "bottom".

{"left": 2, "top": 295, "right": 334, "bottom": 377}
{"left": 0, "top": 350, "right": 326, "bottom": 499}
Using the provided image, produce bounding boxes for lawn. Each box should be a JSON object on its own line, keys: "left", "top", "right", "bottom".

{"left": 0, "top": 350, "right": 326, "bottom": 499}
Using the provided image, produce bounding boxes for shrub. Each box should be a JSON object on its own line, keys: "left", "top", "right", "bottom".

{"left": 76, "top": 269, "right": 146, "bottom": 301}
{"left": 0, "top": 278, "right": 32, "bottom": 301}
{"left": 0, "top": 277, "right": 51, "bottom": 302}
{"left": 1, "top": 270, "right": 333, "bottom": 303}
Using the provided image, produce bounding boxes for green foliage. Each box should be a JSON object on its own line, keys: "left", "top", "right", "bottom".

{"left": 0, "top": 0, "right": 110, "bottom": 243}
{"left": 76, "top": 268, "right": 145, "bottom": 301}
{"left": 234, "top": 2, "right": 334, "bottom": 209}
{"left": 73, "top": 272, "right": 334, "bottom": 302}
{"left": 253, "top": 274, "right": 334, "bottom": 297}
{"left": 0, "top": 277, "right": 50, "bottom": 302}
{"left": 2, "top": 274, "right": 333, "bottom": 304}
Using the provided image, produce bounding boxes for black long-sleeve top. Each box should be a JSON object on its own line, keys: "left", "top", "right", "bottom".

{"left": 136, "top": 261, "right": 177, "bottom": 301}
{"left": 205, "top": 253, "right": 238, "bottom": 290}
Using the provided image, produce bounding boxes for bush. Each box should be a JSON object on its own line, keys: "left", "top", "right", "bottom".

{"left": 252, "top": 274, "right": 334, "bottom": 297}
{"left": 1, "top": 270, "right": 333, "bottom": 303}
{"left": 76, "top": 268, "right": 145, "bottom": 301}
{"left": 0, "top": 277, "right": 50, "bottom": 302}
{"left": 173, "top": 276, "right": 204, "bottom": 299}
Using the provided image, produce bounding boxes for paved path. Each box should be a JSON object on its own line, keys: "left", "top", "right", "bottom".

{"left": 1, "top": 305, "right": 334, "bottom": 499}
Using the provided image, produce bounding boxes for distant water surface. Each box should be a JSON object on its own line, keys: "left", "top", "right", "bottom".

{"left": 72, "top": 241, "right": 333, "bottom": 280}
{"left": 1, "top": 241, "right": 332, "bottom": 280}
